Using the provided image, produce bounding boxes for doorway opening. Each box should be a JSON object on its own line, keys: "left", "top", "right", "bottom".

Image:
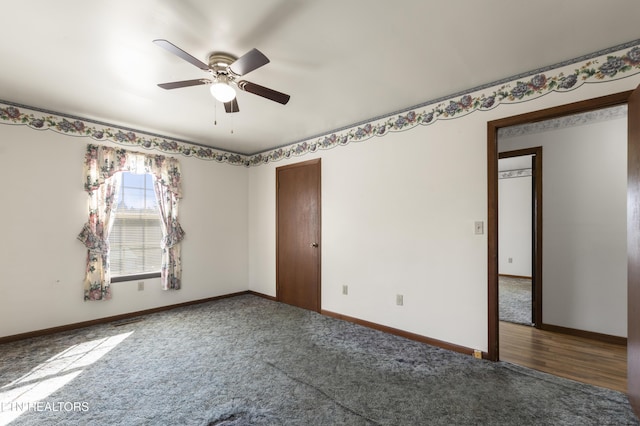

{"left": 498, "top": 148, "right": 542, "bottom": 328}
{"left": 487, "top": 92, "right": 632, "bottom": 394}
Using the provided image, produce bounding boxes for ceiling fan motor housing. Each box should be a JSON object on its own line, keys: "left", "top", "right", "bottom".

{"left": 208, "top": 52, "right": 239, "bottom": 82}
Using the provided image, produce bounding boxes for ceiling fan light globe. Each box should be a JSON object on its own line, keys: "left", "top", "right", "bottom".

{"left": 210, "top": 83, "right": 236, "bottom": 103}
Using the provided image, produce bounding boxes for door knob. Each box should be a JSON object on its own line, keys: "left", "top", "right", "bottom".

{"left": 310, "top": 242, "right": 319, "bottom": 247}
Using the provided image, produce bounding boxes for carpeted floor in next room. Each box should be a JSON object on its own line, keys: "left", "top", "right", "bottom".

{"left": 499, "top": 275, "right": 533, "bottom": 325}
{"left": 0, "top": 295, "right": 637, "bottom": 425}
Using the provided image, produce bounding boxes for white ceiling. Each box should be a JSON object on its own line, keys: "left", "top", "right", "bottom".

{"left": 498, "top": 156, "right": 532, "bottom": 172}
{"left": 1, "top": 1, "right": 639, "bottom": 155}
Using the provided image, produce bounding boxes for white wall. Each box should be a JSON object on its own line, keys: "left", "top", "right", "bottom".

{"left": 251, "top": 125, "right": 489, "bottom": 349}
{"left": 499, "top": 111, "right": 627, "bottom": 337}
{"left": 498, "top": 170, "right": 533, "bottom": 277}
{"left": 248, "top": 163, "right": 276, "bottom": 297}
{"left": 0, "top": 125, "right": 248, "bottom": 338}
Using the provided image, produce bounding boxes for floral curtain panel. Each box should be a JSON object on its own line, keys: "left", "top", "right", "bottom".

{"left": 77, "top": 144, "right": 185, "bottom": 300}
{"left": 153, "top": 167, "right": 185, "bottom": 290}
{"left": 77, "top": 173, "right": 121, "bottom": 300}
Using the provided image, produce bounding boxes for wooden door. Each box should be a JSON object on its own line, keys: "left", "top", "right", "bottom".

{"left": 276, "top": 159, "right": 321, "bottom": 312}
{"left": 628, "top": 84, "right": 640, "bottom": 416}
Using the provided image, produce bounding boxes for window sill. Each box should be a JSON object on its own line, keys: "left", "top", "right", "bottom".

{"left": 111, "top": 272, "right": 161, "bottom": 283}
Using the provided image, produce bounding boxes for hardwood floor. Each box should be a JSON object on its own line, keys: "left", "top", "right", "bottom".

{"left": 499, "top": 321, "right": 627, "bottom": 393}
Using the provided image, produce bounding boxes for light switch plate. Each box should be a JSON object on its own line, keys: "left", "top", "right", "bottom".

{"left": 474, "top": 221, "right": 484, "bottom": 235}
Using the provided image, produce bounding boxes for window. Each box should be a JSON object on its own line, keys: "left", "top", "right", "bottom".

{"left": 109, "top": 172, "right": 162, "bottom": 280}
{"left": 79, "top": 144, "right": 185, "bottom": 300}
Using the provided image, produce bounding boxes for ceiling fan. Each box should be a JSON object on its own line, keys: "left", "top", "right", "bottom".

{"left": 153, "top": 39, "right": 290, "bottom": 113}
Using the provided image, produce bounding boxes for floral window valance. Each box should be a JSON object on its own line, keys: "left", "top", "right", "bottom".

{"left": 77, "top": 144, "right": 185, "bottom": 300}
{"left": 82, "top": 144, "right": 182, "bottom": 198}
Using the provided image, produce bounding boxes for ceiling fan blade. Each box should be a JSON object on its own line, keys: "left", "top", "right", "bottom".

{"left": 224, "top": 98, "right": 240, "bottom": 113}
{"left": 229, "top": 48, "right": 270, "bottom": 76}
{"left": 157, "top": 79, "right": 209, "bottom": 90}
{"left": 237, "top": 80, "right": 290, "bottom": 105}
{"left": 153, "top": 39, "right": 211, "bottom": 71}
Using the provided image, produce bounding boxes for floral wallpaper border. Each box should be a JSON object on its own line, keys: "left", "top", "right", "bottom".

{"left": 1, "top": 42, "right": 639, "bottom": 167}
{"left": 498, "top": 104, "right": 627, "bottom": 139}
{"left": 498, "top": 169, "right": 532, "bottom": 180}
{"left": 251, "top": 43, "right": 640, "bottom": 166}
{"left": 0, "top": 104, "right": 250, "bottom": 166}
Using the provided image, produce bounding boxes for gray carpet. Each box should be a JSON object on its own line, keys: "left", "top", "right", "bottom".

{"left": 1, "top": 295, "right": 637, "bottom": 425}
{"left": 499, "top": 276, "right": 533, "bottom": 325}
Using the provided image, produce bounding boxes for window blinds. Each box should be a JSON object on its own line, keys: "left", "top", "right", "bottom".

{"left": 110, "top": 172, "right": 162, "bottom": 277}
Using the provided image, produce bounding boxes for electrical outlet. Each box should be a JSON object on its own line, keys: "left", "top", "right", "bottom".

{"left": 396, "top": 294, "right": 403, "bottom": 306}
{"left": 342, "top": 285, "right": 348, "bottom": 295}
{"left": 508, "top": 257, "right": 513, "bottom": 263}
{"left": 138, "top": 281, "right": 144, "bottom": 291}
